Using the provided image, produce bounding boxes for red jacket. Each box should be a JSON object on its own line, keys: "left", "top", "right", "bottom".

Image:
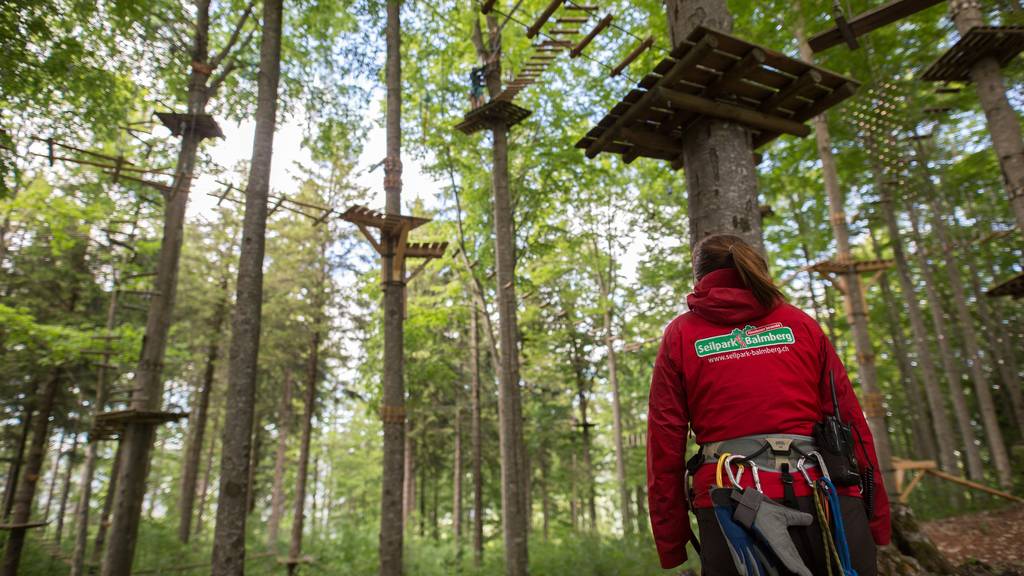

{"left": 646, "top": 268, "right": 891, "bottom": 569}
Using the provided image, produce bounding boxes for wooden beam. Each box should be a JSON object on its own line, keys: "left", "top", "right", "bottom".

{"left": 807, "top": 0, "right": 945, "bottom": 53}
{"left": 760, "top": 69, "right": 823, "bottom": 114}
{"left": 527, "top": 0, "right": 563, "bottom": 39}
{"left": 620, "top": 127, "right": 683, "bottom": 155}
{"left": 924, "top": 469, "right": 1024, "bottom": 503}
{"left": 611, "top": 36, "right": 653, "bottom": 77}
{"left": 657, "top": 86, "right": 811, "bottom": 137}
{"left": 585, "top": 35, "right": 717, "bottom": 158}
{"left": 571, "top": 14, "right": 612, "bottom": 58}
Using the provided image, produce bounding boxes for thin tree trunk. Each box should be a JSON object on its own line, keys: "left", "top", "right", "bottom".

{"left": 666, "top": 0, "right": 762, "bottom": 252}
{"left": 287, "top": 331, "right": 318, "bottom": 573}
{"left": 246, "top": 411, "right": 262, "bottom": 515}
{"left": 917, "top": 190, "right": 1013, "bottom": 487}
{"left": 267, "top": 372, "right": 294, "bottom": 548}
{"left": 453, "top": 404, "right": 463, "bottom": 560}
{"left": 54, "top": 432, "right": 79, "bottom": 546}
{"left": 210, "top": 0, "right": 282, "bottom": 572}
{"left": 950, "top": 0, "right": 1024, "bottom": 231}
{"left": 569, "top": 452, "right": 578, "bottom": 531}
{"left": 379, "top": 2, "right": 407, "bottom": 575}
{"left": 904, "top": 200, "right": 984, "bottom": 479}
{"left": 877, "top": 175, "right": 960, "bottom": 473}
{"left": 195, "top": 407, "right": 221, "bottom": 540}
{"left": 1, "top": 372, "right": 61, "bottom": 576}
{"left": 2, "top": 408, "right": 33, "bottom": 520}
{"left": 469, "top": 305, "right": 483, "bottom": 567}
{"left": 402, "top": 422, "right": 415, "bottom": 528}
{"left": 71, "top": 284, "right": 119, "bottom": 576}
{"left": 472, "top": 14, "right": 529, "bottom": 574}
{"left": 101, "top": 0, "right": 217, "bottom": 568}
{"left": 868, "top": 228, "right": 936, "bottom": 461}
{"left": 539, "top": 449, "right": 549, "bottom": 542}
{"left": 178, "top": 284, "right": 228, "bottom": 543}
{"left": 795, "top": 20, "right": 895, "bottom": 490}
{"left": 635, "top": 484, "right": 649, "bottom": 537}
{"left": 42, "top": 430, "right": 67, "bottom": 523}
{"left": 602, "top": 300, "right": 631, "bottom": 535}
{"left": 91, "top": 443, "right": 122, "bottom": 567}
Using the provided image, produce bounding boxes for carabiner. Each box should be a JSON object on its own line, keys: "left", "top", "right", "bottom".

{"left": 715, "top": 452, "right": 732, "bottom": 488}
{"left": 805, "top": 450, "right": 831, "bottom": 481}
{"left": 724, "top": 454, "right": 747, "bottom": 488}
{"left": 796, "top": 456, "right": 815, "bottom": 487}
{"left": 747, "top": 459, "right": 762, "bottom": 493}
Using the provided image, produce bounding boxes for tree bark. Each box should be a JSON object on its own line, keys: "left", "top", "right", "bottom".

{"left": 210, "top": 0, "right": 282, "bottom": 572}
{"left": 539, "top": 449, "right": 550, "bottom": 542}
{"left": 101, "top": 0, "right": 218, "bottom": 569}
{"left": 949, "top": 0, "right": 1024, "bottom": 231}
{"left": 635, "top": 484, "right": 649, "bottom": 537}
{"left": 571, "top": 341, "right": 596, "bottom": 531}
{"left": 1, "top": 372, "right": 60, "bottom": 576}
{"left": 666, "top": 0, "right": 762, "bottom": 252}
{"left": 178, "top": 282, "right": 228, "bottom": 543}
{"left": 195, "top": 406, "right": 221, "bottom": 540}
{"left": 379, "top": 2, "right": 407, "bottom": 575}
{"left": 468, "top": 305, "right": 484, "bottom": 567}
{"left": 54, "top": 432, "right": 79, "bottom": 546}
{"left": 91, "top": 442, "right": 122, "bottom": 567}
{"left": 287, "top": 331, "right": 318, "bottom": 572}
{"left": 245, "top": 412, "right": 261, "bottom": 515}
{"left": 795, "top": 20, "right": 895, "bottom": 491}
{"left": 402, "top": 422, "right": 415, "bottom": 528}
{"left": 877, "top": 176, "right": 960, "bottom": 474}
{"left": 602, "top": 296, "right": 631, "bottom": 535}
{"left": 471, "top": 13, "right": 529, "bottom": 575}
{"left": 2, "top": 407, "right": 33, "bottom": 520}
{"left": 904, "top": 200, "right": 984, "bottom": 479}
{"left": 452, "top": 404, "right": 463, "bottom": 560}
{"left": 267, "top": 372, "right": 294, "bottom": 548}
{"left": 42, "top": 429, "right": 66, "bottom": 524}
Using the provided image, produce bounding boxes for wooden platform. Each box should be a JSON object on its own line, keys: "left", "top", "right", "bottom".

{"left": 987, "top": 271, "right": 1024, "bottom": 299}
{"left": 808, "top": 0, "right": 945, "bottom": 53}
{"left": 155, "top": 112, "right": 225, "bottom": 140}
{"left": 455, "top": 99, "right": 532, "bottom": 135}
{"left": 922, "top": 26, "right": 1024, "bottom": 82}
{"left": 339, "top": 206, "right": 429, "bottom": 239}
{"left": 810, "top": 258, "right": 894, "bottom": 274}
{"left": 91, "top": 409, "right": 189, "bottom": 438}
{"left": 576, "top": 26, "right": 859, "bottom": 168}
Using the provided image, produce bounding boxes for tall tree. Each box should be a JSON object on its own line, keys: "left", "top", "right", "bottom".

{"left": 100, "top": 1, "right": 255, "bottom": 572}
{"left": 210, "top": 0, "right": 283, "bottom": 572}
{"left": 288, "top": 330, "right": 319, "bottom": 572}
{"left": 267, "top": 372, "right": 294, "bottom": 548}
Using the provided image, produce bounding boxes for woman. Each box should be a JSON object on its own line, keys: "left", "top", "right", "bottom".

{"left": 647, "top": 234, "right": 890, "bottom": 575}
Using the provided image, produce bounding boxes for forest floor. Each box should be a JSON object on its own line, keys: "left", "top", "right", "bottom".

{"left": 922, "top": 503, "right": 1024, "bottom": 570}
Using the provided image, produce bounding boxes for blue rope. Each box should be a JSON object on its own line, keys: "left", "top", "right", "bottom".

{"left": 819, "top": 478, "right": 858, "bottom": 576}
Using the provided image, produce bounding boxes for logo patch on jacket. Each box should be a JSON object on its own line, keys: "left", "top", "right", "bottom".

{"left": 694, "top": 322, "right": 796, "bottom": 357}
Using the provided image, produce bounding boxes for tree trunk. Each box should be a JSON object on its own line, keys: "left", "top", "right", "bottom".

{"left": 101, "top": 0, "right": 215, "bottom": 568}
{"left": 635, "top": 484, "right": 649, "bottom": 537}
{"left": 195, "top": 406, "right": 221, "bottom": 540}
{"left": 178, "top": 284, "right": 228, "bottom": 543}
{"left": 485, "top": 41, "right": 530, "bottom": 576}
{"left": 569, "top": 452, "right": 578, "bottom": 531}
{"left": 287, "top": 331, "right": 318, "bottom": 572}
{"left": 452, "top": 404, "right": 463, "bottom": 559}
{"left": 603, "top": 303, "right": 631, "bottom": 535}
{"left": 54, "top": 432, "right": 79, "bottom": 546}
{"left": 42, "top": 429, "right": 67, "bottom": 523}
{"left": 379, "top": 1, "right": 407, "bottom": 575}
{"left": 539, "top": 449, "right": 550, "bottom": 542}
{"left": 794, "top": 20, "right": 895, "bottom": 490}
{"left": 877, "top": 175, "right": 960, "bottom": 474}
{"left": 1, "top": 372, "right": 60, "bottom": 576}
{"left": 904, "top": 199, "right": 984, "bottom": 479}
{"left": 71, "top": 284, "right": 119, "bottom": 576}
{"left": 469, "top": 305, "right": 484, "bottom": 567}
{"left": 665, "top": 0, "right": 762, "bottom": 252}
{"left": 246, "top": 410, "right": 262, "bottom": 515}
{"left": 868, "top": 228, "right": 937, "bottom": 461}
{"left": 267, "top": 372, "right": 294, "bottom": 548}
{"left": 576, "top": 379, "right": 596, "bottom": 531}
{"left": 402, "top": 423, "right": 415, "bottom": 528}
{"left": 2, "top": 407, "right": 33, "bottom": 520}
{"left": 918, "top": 192, "right": 1012, "bottom": 487}
{"left": 950, "top": 0, "right": 1024, "bottom": 231}
{"left": 91, "top": 442, "right": 122, "bottom": 567}
{"left": 210, "top": 0, "right": 282, "bottom": 572}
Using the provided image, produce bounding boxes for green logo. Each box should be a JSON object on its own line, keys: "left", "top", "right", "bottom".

{"left": 694, "top": 322, "right": 796, "bottom": 357}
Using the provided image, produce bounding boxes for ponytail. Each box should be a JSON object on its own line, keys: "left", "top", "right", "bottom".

{"left": 693, "top": 234, "right": 785, "bottom": 309}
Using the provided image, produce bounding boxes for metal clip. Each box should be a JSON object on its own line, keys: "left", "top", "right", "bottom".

{"left": 724, "top": 454, "right": 746, "bottom": 488}
{"left": 805, "top": 450, "right": 831, "bottom": 480}
{"left": 796, "top": 456, "right": 815, "bottom": 487}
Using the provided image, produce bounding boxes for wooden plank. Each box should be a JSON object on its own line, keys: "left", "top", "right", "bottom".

{"left": 899, "top": 470, "right": 926, "bottom": 503}
{"left": 620, "top": 127, "right": 683, "bottom": 155}
{"left": 571, "top": 14, "right": 612, "bottom": 58}
{"left": 760, "top": 69, "right": 823, "bottom": 114}
{"left": 585, "top": 35, "right": 718, "bottom": 158}
{"left": 808, "top": 0, "right": 945, "bottom": 53}
{"left": 790, "top": 81, "right": 857, "bottom": 123}
{"left": 656, "top": 86, "right": 811, "bottom": 137}
{"left": 526, "top": 0, "right": 562, "bottom": 39}
{"left": 924, "top": 469, "right": 1024, "bottom": 502}
{"left": 611, "top": 36, "right": 654, "bottom": 77}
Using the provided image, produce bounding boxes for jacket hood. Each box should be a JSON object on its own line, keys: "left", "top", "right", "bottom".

{"left": 686, "top": 268, "right": 775, "bottom": 325}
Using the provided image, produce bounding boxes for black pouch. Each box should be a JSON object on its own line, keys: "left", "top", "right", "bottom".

{"left": 812, "top": 371, "right": 861, "bottom": 487}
